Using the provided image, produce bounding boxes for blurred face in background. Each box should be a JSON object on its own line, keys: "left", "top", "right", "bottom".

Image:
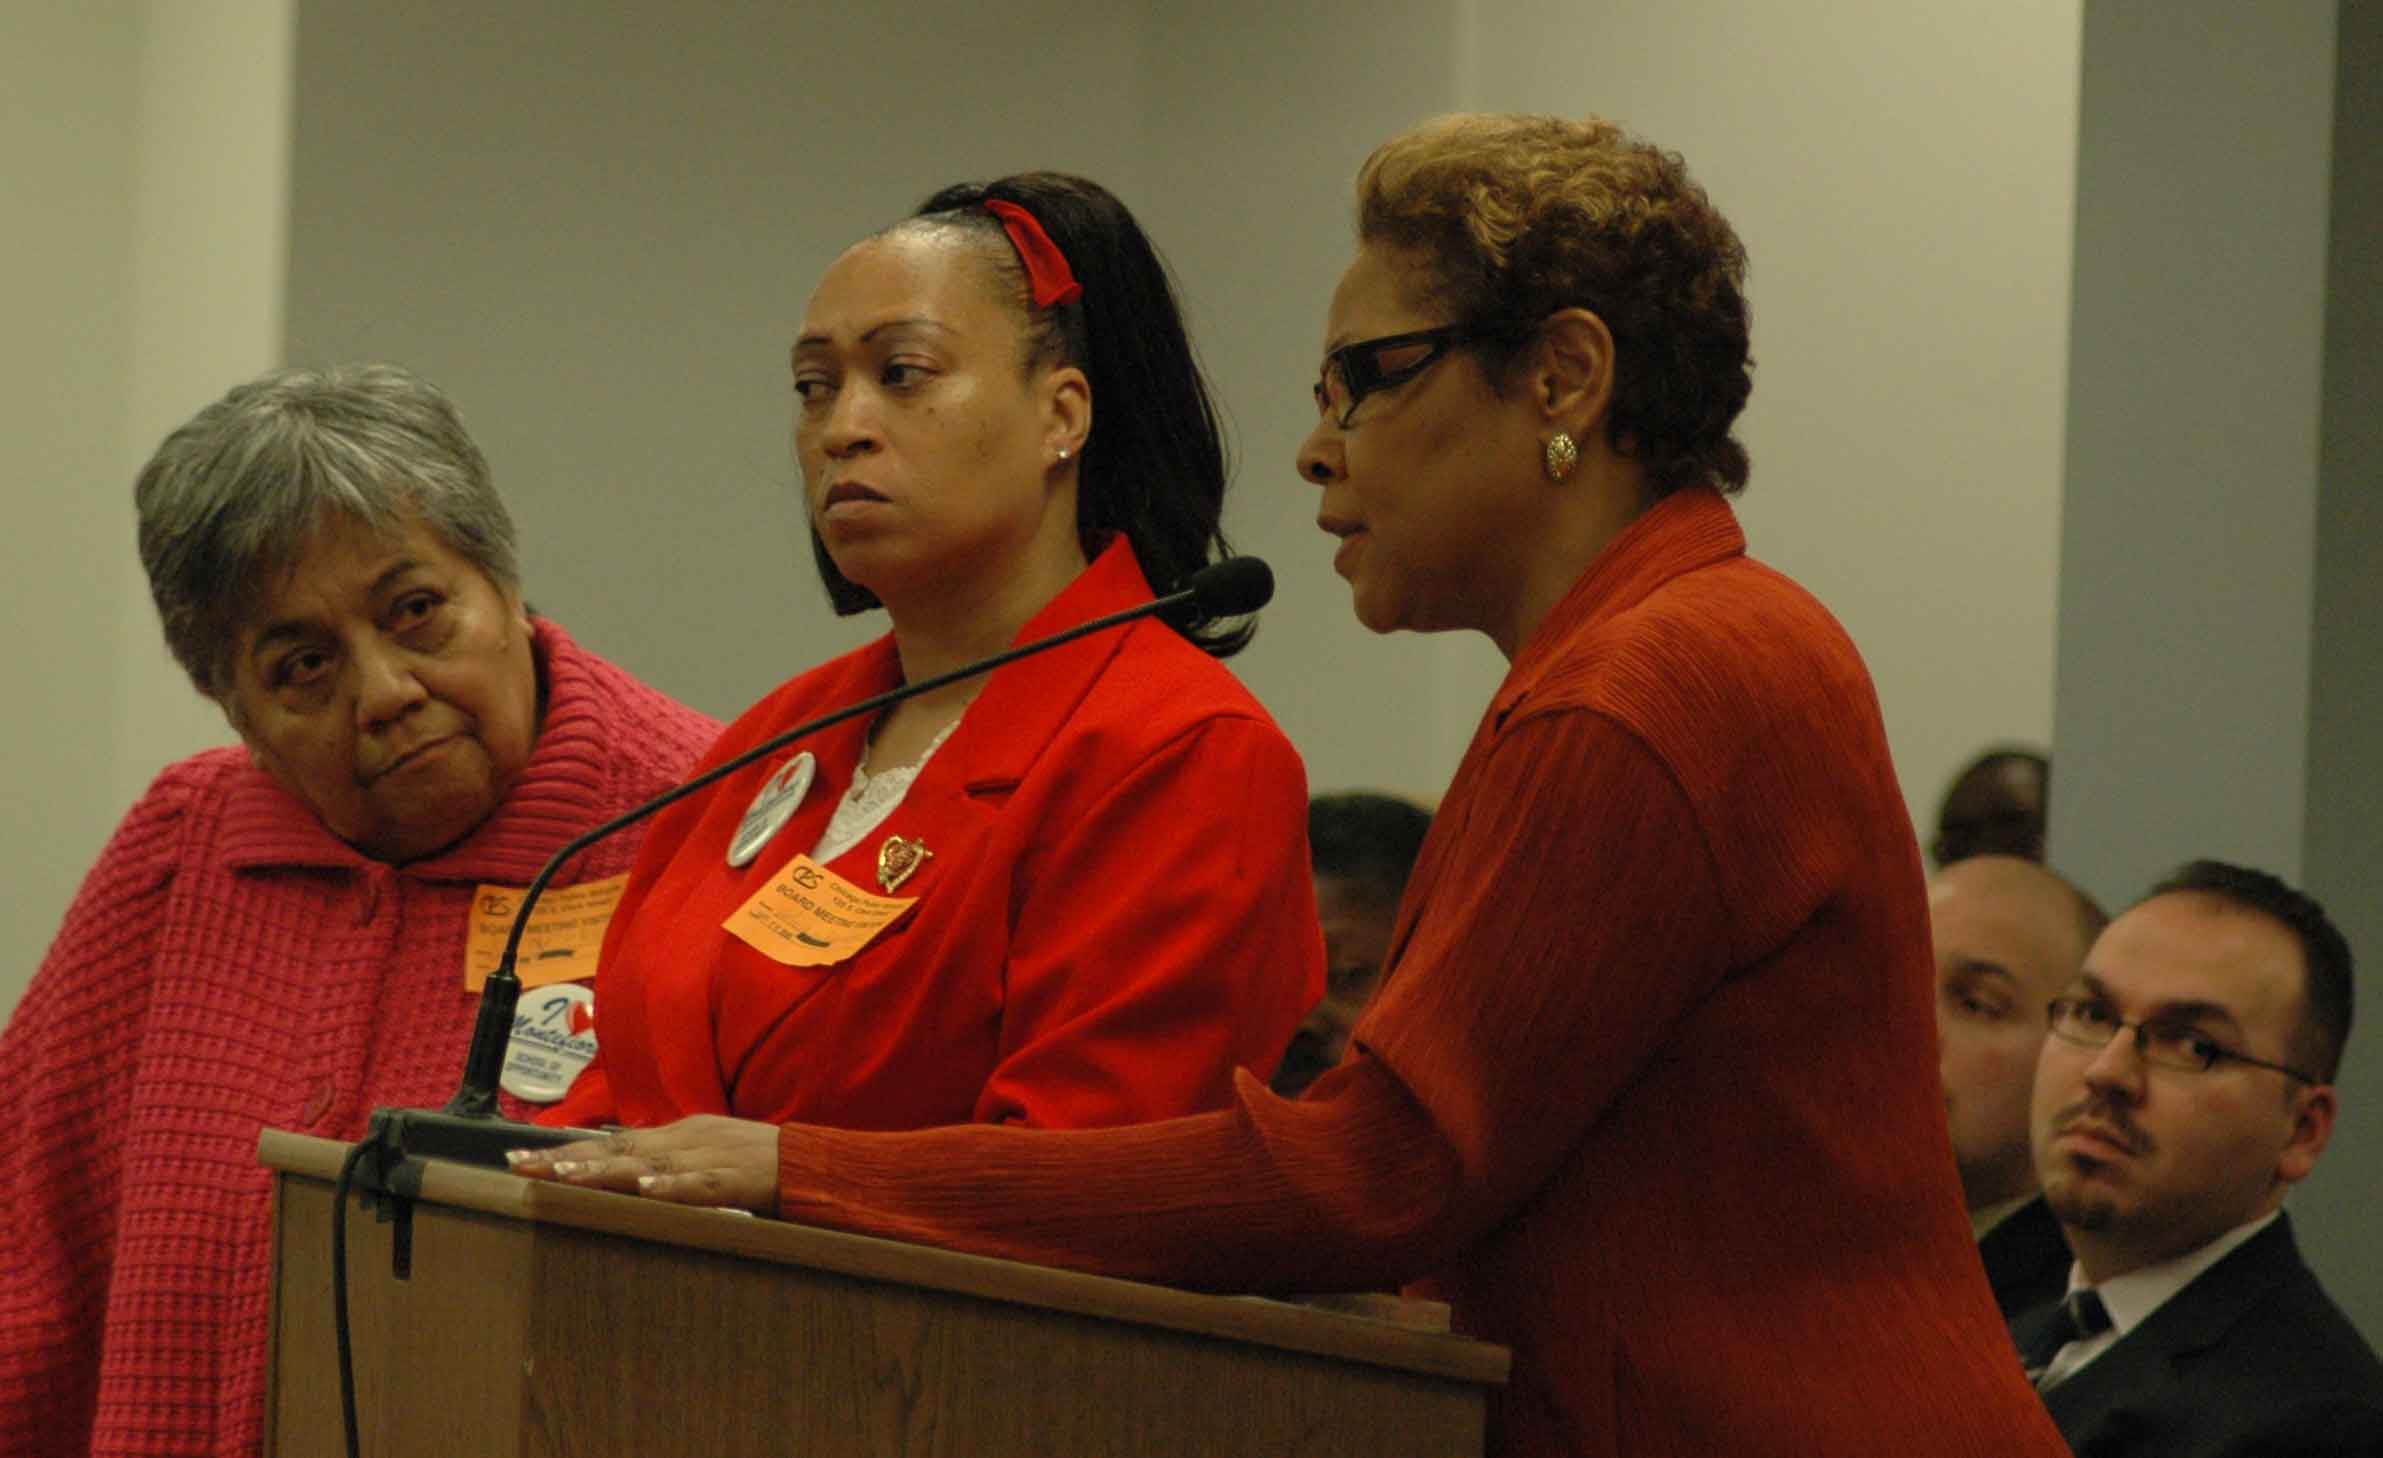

{"left": 1311, "top": 874, "right": 1397, "bottom": 1049}
{"left": 1271, "top": 874, "right": 1400, "bottom": 1097}
{"left": 1930, "top": 855, "right": 2095, "bottom": 1212}
{"left": 1931, "top": 753, "right": 2046, "bottom": 867}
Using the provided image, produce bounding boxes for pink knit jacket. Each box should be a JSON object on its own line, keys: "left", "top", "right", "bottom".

{"left": 0, "top": 620, "right": 717, "bottom": 1457}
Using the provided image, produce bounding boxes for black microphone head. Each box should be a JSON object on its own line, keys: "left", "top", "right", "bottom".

{"left": 1187, "top": 556, "right": 1274, "bottom": 616}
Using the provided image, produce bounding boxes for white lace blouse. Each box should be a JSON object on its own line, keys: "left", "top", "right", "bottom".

{"left": 810, "top": 714, "right": 963, "bottom": 865}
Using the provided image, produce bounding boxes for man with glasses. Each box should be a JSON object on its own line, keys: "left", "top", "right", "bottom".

{"left": 2017, "top": 859, "right": 2383, "bottom": 1453}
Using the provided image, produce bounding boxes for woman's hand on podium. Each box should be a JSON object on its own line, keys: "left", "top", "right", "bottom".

{"left": 508, "top": 1115, "right": 781, "bottom": 1215}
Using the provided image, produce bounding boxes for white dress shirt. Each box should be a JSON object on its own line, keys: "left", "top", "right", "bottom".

{"left": 2035, "top": 1209, "right": 2281, "bottom": 1388}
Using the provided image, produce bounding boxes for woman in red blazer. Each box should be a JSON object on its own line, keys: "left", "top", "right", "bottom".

{"left": 540, "top": 173, "right": 1321, "bottom": 1135}
{"left": 520, "top": 121, "right": 2069, "bottom": 1456}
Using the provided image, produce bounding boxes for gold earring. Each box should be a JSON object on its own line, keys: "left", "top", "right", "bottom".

{"left": 1543, "top": 432, "right": 1579, "bottom": 483}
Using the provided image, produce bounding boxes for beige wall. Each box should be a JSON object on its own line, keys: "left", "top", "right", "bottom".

{"left": 6, "top": 1, "right": 2079, "bottom": 1023}
{"left": 280, "top": 0, "right": 1153, "bottom": 721}
{"left": 1131, "top": 0, "right": 1509, "bottom": 791}
{"left": 3, "top": 6, "right": 139, "bottom": 1018}
{"left": 275, "top": 0, "right": 2081, "bottom": 819}
{"left": 0, "top": 2, "right": 287, "bottom": 1018}
{"left": 1462, "top": 1, "right": 2082, "bottom": 835}
{"left": 116, "top": 1, "right": 295, "bottom": 806}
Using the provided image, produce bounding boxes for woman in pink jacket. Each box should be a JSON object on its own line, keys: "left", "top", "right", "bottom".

{"left": 0, "top": 364, "right": 719, "bottom": 1457}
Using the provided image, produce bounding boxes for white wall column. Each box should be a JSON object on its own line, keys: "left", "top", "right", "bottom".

{"left": 0, "top": 2, "right": 289, "bottom": 1020}
{"left": 2051, "top": 0, "right": 2375, "bottom": 1336}
{"left": 115, "top": 0, "right": 296, "bottom": 807}
{"left": 1, "top": 7, "right": 144, "bottom": 1014}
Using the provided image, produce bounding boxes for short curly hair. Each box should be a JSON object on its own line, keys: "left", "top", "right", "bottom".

{"left": 1355, "top": 113, "right": 1753, "bottom": 498}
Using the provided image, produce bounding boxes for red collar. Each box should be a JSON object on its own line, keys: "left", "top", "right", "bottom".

{"left": 1493, "top": 486, "right": 1747, "bottom": 722}
{"left": 218, "top": 617, "right": 626, "bottom": 883}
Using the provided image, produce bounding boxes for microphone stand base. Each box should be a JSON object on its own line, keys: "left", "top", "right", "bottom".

{"left": 356, "top": 1107, "right": 600, "bottom": 1195}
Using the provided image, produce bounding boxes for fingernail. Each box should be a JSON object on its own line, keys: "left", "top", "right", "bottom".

{"left": 503, "top": 1150, "right": 529, "bottom": 1167}
{"left": 637, "top": 1175, "right": 660, "bottom": 1192}
{"left": 552, "top": 1161, "right": 580, "bottom": 1177}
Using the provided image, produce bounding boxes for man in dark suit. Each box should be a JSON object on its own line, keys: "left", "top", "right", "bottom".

{"left": 1930, "top": 854, "right": 2105, "bottom": 1316}
{"left": 2017, "top": 860, "right": 2383, "bottom": 1455}
{"left": 1977, "top": 1188, "right": 2072, "bottom": 1322}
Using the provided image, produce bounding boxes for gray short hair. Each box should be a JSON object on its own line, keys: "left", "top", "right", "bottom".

{"left": 134, "top": 363, "right": 519, "bottom": 697}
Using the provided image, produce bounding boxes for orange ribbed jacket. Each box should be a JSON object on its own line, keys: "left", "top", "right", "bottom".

{"left": 776, "top": 489, "right": 2072, "bottom": 1457}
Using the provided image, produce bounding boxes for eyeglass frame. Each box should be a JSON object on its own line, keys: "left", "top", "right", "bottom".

{"left": 1311, "top": 320, "right": 1533, "bottom": 429}
{"left": 2044, "top": 994, "right": 2324, "bottom": 1083}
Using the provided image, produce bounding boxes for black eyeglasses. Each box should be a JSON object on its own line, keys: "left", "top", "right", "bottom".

{"left": 2045, "top": 996, "right": 2322, "bottom": 1082}
{"left": 1311, "top": 321, "right": 1525, "bottom": 429}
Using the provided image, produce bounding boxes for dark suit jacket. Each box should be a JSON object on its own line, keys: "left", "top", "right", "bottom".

{"left": 2023, "top": 1213, "right": 2383, "bottom": 1457}
{"left": 1982, "top": 1194, "right": 2073, "bottom": 1320}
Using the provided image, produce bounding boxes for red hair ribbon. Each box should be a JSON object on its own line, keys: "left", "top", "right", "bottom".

{"left": 985, "top": 198, "right": 1084, "bottom": 309}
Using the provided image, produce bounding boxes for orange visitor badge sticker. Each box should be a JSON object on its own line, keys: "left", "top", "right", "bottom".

{"left": 462, "top": 874, "right": 630, "bottom": 992}
{"left": 723, "top": 854, "right": 916, "bottom": 967}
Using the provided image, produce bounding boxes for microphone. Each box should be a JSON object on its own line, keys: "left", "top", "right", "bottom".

{"left": 1182, "top": 554, "right": 1273, "bottom": 616}
{"left": 357, "top": 556, "right": 1274, "bottom": 1173}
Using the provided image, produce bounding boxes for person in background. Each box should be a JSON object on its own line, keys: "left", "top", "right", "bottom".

{"left": 536, "top": 172, "right": 1320, "bottom": 1139}
{"left": 518, "top": 114, "right": 2070, "bottom": 1458}
{"left": 1930, "top": 852, "right": 2107, "bottom": 1316}
{"left": 2016, "top": 859, "right": 2383, "bottom": 1452}
{"left": 1273, "top": 791, "right": 1432, "bottom": 1096}
{"left": 0, "top": 364, "right": 719, "bottom": 1458}
{"left": 1932, "top": 744, "right": 2050, "bottom": 867}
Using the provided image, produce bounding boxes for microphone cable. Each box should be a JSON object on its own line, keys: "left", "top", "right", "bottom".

{"left": 332, "top": 1137, "right": 372, "bottom": 1458}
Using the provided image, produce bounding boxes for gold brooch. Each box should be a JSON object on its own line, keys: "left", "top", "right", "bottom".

{"left": 876, "top": 835, "right": 932, "bottom": 893}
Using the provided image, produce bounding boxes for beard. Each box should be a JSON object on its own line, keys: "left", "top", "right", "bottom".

{"left": 2036, "top": 1093, "right": 2154, "bottom": 1234}
{"left": 2043, "top": 1175, "right": 2117, "bottom": 1233}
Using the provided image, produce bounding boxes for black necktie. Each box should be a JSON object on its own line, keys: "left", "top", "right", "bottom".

{"left": 2017, "top": 1288, "right": 2113, "bottom": 1389}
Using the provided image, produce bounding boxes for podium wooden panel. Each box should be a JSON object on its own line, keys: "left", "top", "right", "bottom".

{"left": 261, "top": 1130, "right": 1506, "bottom": 1457}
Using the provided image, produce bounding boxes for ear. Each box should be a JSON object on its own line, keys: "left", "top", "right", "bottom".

{"left": 1531, "top": 307, "right": 1618, "bottom": 439}
{"left": 1040, "top": 364, "right": 1092, "bottom": 467}
{"left": 2276, "top": 1081, "right": 2337, "bottom": 1184}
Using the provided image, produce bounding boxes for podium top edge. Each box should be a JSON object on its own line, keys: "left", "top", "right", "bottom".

{"left": 258, "top": 1127, "right": 1510, "bottom": 1386}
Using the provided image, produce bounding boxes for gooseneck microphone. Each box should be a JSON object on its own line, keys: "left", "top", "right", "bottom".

{"left": 358, "top": 555, "right": 1275, "bottom": 1170}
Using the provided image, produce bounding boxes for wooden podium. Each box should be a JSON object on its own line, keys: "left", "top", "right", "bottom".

{"left": 260, "top": 1130, "right": 1507, "bottom": 1456}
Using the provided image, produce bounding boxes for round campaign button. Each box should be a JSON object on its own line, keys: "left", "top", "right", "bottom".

{"left": 500, "top": 981, "right": 599, "bottom": 1104}
{"left": 728, "top": 751, "right": 816, "bottom": 868}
